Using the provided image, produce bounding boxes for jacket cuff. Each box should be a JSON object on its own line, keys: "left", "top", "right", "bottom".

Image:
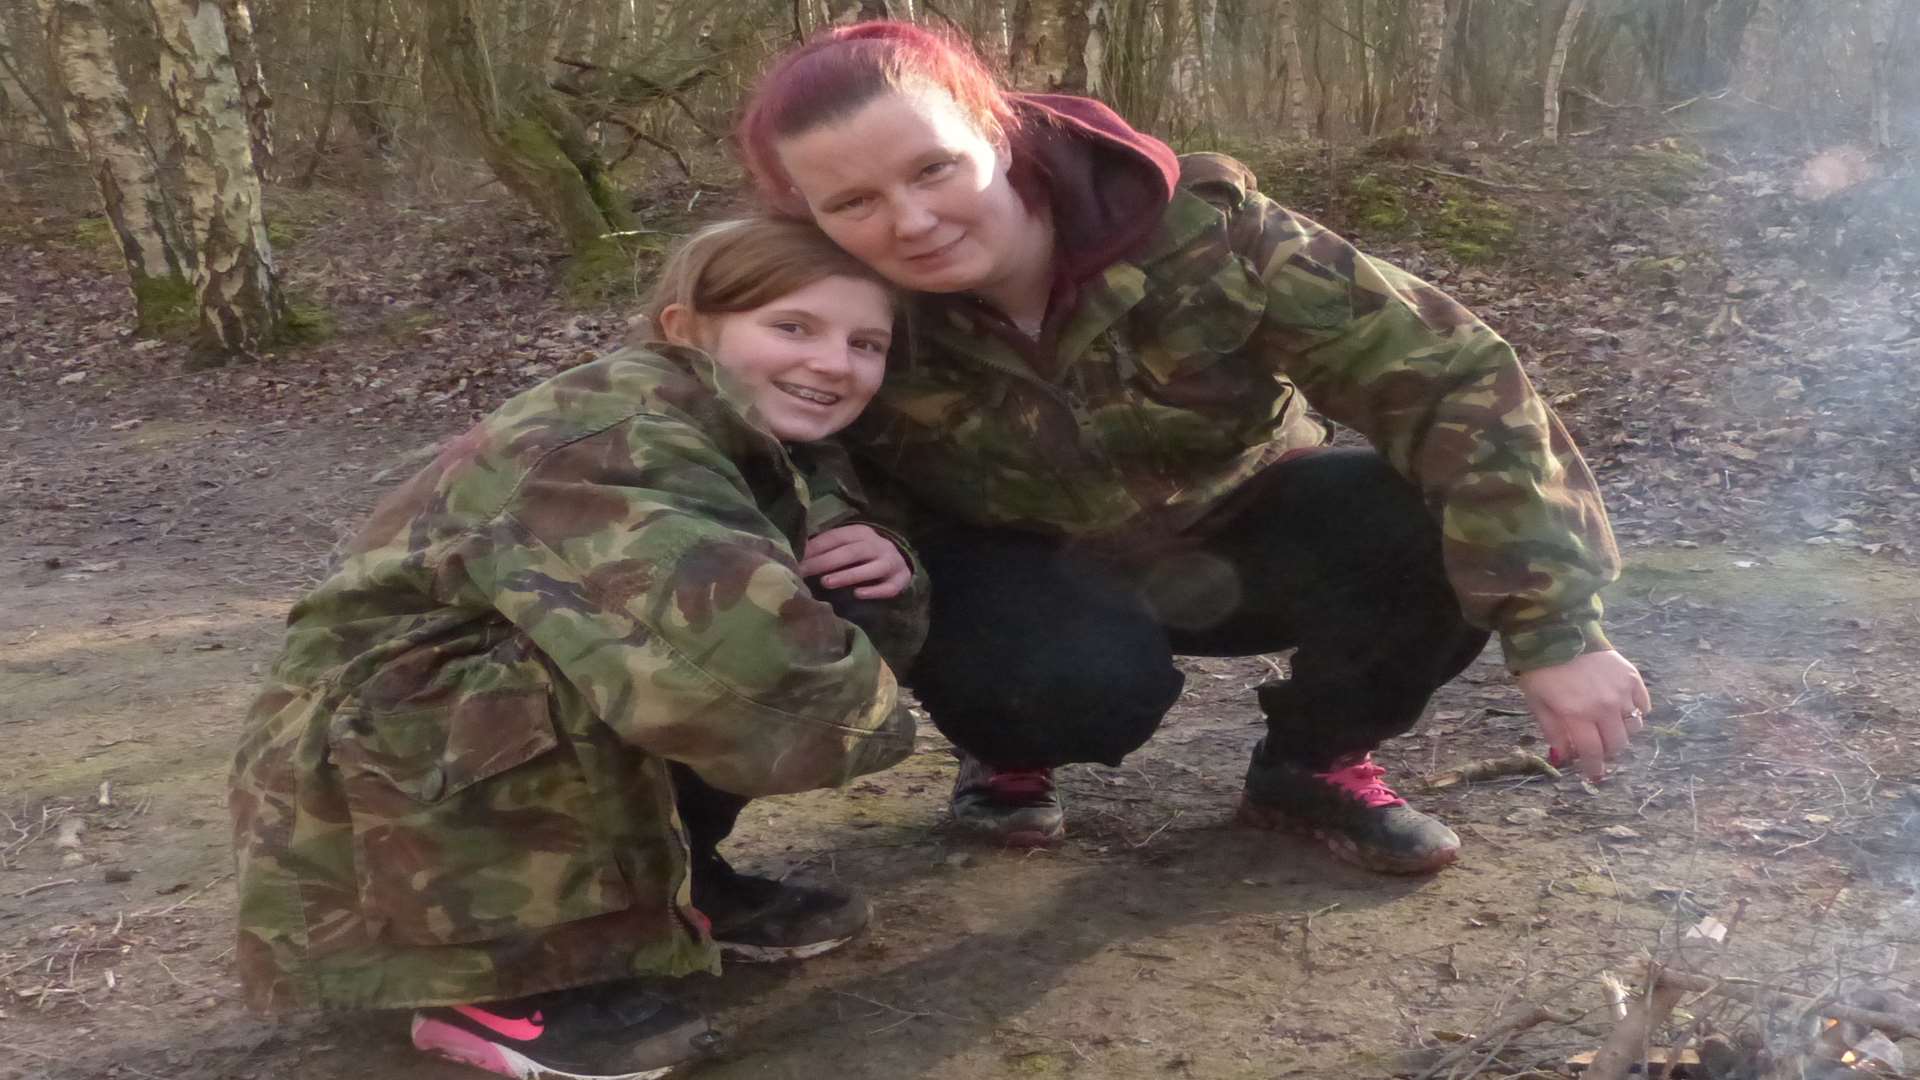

{"left": 1500, "top": 608, "right": 1613, "bottom": 674}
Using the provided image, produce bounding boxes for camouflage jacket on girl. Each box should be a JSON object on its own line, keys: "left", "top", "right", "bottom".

{"left": 230, "top": 345, "right": 924, "bottom": 1011}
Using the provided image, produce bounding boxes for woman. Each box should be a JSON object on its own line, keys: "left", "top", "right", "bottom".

{"left": 230, "top": 218, "right": 926, "bottom": 1080}
{"left": 734, "top": 22, "right": 1650, "bottom": 872}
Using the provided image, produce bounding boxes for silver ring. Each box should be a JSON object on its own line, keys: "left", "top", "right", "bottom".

{"left": 1627, "top": 708, "right": 1645, "bottom": 721}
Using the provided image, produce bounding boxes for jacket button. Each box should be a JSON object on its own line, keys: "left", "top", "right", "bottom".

{"left": 418, "top": 765, "right": 447, "bottom": 802}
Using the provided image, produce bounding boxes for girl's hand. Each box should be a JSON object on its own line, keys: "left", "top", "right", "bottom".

{"left": 1516, "top": 650, "right": 1651, "bottom": 781}
{"left": 800, "top": 525, "right": 913, "bottom": 599}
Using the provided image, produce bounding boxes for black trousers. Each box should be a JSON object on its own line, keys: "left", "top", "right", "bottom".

{"left": 905, "top": 449, "right": 1491, "bottom": 773}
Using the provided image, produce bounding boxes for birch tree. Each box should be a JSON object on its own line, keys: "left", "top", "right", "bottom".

{"left": 150, "top": 0, "right": 288, "bottom": 356}
{"left": 1406, "top": 0, "right": 1444, "bottom": 135}
{"left": 1542, "top": 0, "right": 1586, "bottom": 142}
{"left": 47, "top": 0, "right": 197, "bottom": 333}
{"left": 216, "top": 0, "right": 270, "bottom": 174}
{"left": 1276, "top": 0, "right": 1310, "bottom": 140}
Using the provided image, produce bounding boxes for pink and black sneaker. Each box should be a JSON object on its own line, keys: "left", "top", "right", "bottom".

{"left": 410, "top": 981, "right": 718, "bottom": 1080}
{"left": 949, "top": 752, "right": 1066, "bottom": 847}
{"left": 1238, "top": 745, "right": 1460, "bottom": 874}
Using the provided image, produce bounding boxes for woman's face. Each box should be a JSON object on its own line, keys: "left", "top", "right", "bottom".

{"left": 663, "top": 275, "right": 893, "bottom": 443}
{"left": 775, "top": 88, "right": 1034, "bottom": 296}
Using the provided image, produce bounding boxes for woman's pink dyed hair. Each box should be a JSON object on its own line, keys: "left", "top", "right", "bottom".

{"left": 736, "top": 21, "right": 1025, "bottom": 218}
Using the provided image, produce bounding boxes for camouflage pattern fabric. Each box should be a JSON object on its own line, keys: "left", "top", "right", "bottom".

{"left": 843, "top": 154, "right": 1617, "bottom": 673}
{"left": 230, "top": 345, "right": 924, "bottom": 1011}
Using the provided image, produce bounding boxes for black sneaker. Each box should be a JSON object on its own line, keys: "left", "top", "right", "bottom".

{"left": 949, "top": 752, "right": 1066, "bottom": 847}
{"left": 410, "top": 982, "right": 717, "bottom": 1080}
{"left": 1238, "top": 747, "right": 1460, "bottom": 874}
{"left": 695, "top": 860, "right": 871, "bottom": 963}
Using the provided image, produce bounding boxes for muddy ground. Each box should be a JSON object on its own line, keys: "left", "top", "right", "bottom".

{"left": 4, "top": 125, "right": 1919, "bottom": 1080}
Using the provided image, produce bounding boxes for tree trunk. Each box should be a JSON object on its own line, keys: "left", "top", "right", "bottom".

{"left": 1868, "top": 0, "right": 1897, "bottom": 149}
{"left": 1277, "top": 0, "right": 1309, "bottom": 140}
{"left": 11, "top": 0, "right": 79, "bottom": 151}
{"left": 150, "top": 0, "right": 288, "bottom": 357}
{"left": 49, "top": 0, "right": 199, "bottom": 335}
{"left": 216, "top": 0, "right": 270, "bottom": 175}
{"left": 1059, "top": 0, "right": 1090, "bottom": 91}
{"left": 1192, "top": 0, "right": 1216, "bottom": 128}
{"left": 1008, "top": 0, "right": 1034, "bottom": 83}
{"left": 1541, "top": 0, "right": 1584, "bottom": 142}
{"left": 1406, "top": 0, "right": 1444, "bottom": 135}
{"left": 423, "top": 0, "right": 632, "bottom": 256}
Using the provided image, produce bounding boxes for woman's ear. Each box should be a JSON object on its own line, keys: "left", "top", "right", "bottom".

{"left": 656, "top": 303, "right": 703, "bottom": 348}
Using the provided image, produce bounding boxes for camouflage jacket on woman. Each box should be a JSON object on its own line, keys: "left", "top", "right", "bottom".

{"left": 230, "top": 346, "right": 924, "bottom": 1011}
{"left": 844, "top": 154, "right": 1617, "bottom": 672}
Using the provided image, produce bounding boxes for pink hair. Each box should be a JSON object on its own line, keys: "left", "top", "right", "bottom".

{"left": 736, "top": 21, "right": 1030, "bottom": 218}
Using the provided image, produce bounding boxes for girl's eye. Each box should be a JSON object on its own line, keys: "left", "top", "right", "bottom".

{"left": 920, "top": 159, "right": 954, "bottom": 181}
{"left": 853, "top": 337, "right": 890, "bottom": 355}
{"left": 773, "top": 322, "right": 806, "bottom": 335}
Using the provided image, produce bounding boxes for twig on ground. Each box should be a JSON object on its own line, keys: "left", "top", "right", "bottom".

{"left": 1298, "top": 902, "right": 1340, "bottom": 975}
{"left": 14, "top": 878, "right": 77, "bottom": 898}
{"left": 128, "top": 873, "right": 229, "bottom": 919}
{"left": 1587, "top": 964, "right": 1688, "bottom": 1080}
{"left": 1427, "top": 750, "right": 1561, "bottom": 789}
{"left": 1646, "top": 965, "right": 1920, "bottom": 1040}
{"left": 1411, "top": 1003, "right": 1577, "bottom": 1080}
{"left": 1130, "top": 811, "right": 1183, "bottom": 849}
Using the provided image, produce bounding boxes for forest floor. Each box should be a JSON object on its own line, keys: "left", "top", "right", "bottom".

{"left": 3, "top": 112, "right": 1920, "bottom": 1080}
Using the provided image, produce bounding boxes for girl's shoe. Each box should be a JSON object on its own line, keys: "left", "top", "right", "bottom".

{"left": 411, "top": 981, "right": 718, "bottom": 1080}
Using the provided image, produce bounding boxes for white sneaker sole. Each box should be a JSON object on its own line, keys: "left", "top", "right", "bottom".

{"left": 410, "top": 1014, "right": 680, "bottom": 1080}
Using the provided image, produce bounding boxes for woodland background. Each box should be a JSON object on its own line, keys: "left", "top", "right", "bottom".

{"left": 0, "top": 0, "right": 1915, "bottom": 359}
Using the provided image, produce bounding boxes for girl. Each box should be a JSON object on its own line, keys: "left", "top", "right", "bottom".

{"left": 229, "top": 217, "right": 926, "bottom": 1080}
{"left": 735, "top": 23, "right": 1650, "bottom": 869}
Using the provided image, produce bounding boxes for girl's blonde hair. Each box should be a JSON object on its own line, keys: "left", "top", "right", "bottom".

{"left": 636, "top": 217, "right": 895, "bottom": 336}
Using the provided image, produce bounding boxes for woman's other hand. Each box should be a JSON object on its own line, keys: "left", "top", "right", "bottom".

{"left": 800, "top": 524, "right": 913, "bottom": 599}
{"left": 1516, "top": 650, "right": 1651, "bottom": 781}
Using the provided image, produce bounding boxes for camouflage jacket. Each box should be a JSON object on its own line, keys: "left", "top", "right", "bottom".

{"left": 230, "top": 346, "right": 925, "bottom": 1011}
{"left": 845, "top": 157, "right": 1617, "bottom": 672}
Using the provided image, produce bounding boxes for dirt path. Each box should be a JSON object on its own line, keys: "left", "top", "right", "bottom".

{"left": 4, "top": 141, "right": 1919, "bottom": 1080}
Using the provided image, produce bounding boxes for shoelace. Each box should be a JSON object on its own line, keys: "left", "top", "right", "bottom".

{"left": 984, "top": 767, "right": 1055, "bottom": 803}
{"left": 1316, "top": 754, "right": 1406, "bottom": 809}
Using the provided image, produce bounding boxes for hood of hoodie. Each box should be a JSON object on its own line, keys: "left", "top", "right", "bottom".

{"left": 1009, "top": 93, "right": 1181, "bottom": 286}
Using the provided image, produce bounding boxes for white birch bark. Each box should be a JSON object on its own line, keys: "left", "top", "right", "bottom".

{"left": 48, "top": 0, "right": 197, "bottom": 330}
{"left": 1541, "top": 0, "right": 1586, "bottom": 143}
{"left": 1406, "top": 0, "right": 1445, "bottom": 135}
{"left": 150, "top": 0, "right": 287, "bottom": 356}
{"left": 1083, "top": 0, "right": 1108, "bottom": 96}
{"left": 217, "top": 0, "right": 270, "bottom": 174}
{"left": 1867, "top": 0, "right": 1896, "bottom": 150}
{"left": 1277, "top": 0, "right": 1310, "bottom": 140}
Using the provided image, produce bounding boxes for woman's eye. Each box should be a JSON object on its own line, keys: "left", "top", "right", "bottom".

{"left": 920, "top": 159, "right": 954, "bottom": 181}
{"left": 853, "top": 337, "right": 889, "bottom": 355}
{"left": 773, "top": 322, "right": 805, "bottom": 335}
{"left": 832, "top": 194, "right": 874, "bottom": 214}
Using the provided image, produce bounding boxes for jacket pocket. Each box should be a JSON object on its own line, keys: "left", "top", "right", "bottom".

{"left": 326, "top": 667, "right": 631, "bottom": 946}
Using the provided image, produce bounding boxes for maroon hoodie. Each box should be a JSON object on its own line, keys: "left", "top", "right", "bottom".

{"left": 948, "top": 94, "right": 1180, "bottom": 357}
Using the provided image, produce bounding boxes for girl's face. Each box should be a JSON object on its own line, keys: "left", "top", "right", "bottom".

{"left": 775, "top": 88, "right": 1034, "bottom": 296}
{"left": 662, "top": 275, "right": 893, "bottom": 443}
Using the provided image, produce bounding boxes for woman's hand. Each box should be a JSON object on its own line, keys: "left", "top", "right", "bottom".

{"left": 1516, "top": 650, "right": 1651, "bottom": 781}
{"left": 799, "top": 525, "right": 913, "bottom": 599}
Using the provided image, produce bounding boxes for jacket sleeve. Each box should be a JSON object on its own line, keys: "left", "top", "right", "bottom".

{"left": 1227, "top": 194, "right": 1620, "bottom": 672}
{"left": 461, "top": 413, "right": 914, "bottom": 796}
{"left": 791, "top": 441, "right": 932, "bottom": 674}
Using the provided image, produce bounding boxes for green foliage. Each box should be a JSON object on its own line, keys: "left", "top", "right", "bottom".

{"left": 1427, "top": 189, "right": 1517, "bottom": 263}
{"left": 560, "top": 234, "right": 668, "bottom": 306}
{"left": 1339, "top": 170, "right": 1517, "bottom": 263}
{"left": 130, "top": 272, "right": 197, "bottom": 339}
{"left": 1347, "top": 174, "right": 1411, "bottom": 231}
{"left": 71, "top": 216, "right": 120, "bottom": 254}
{"left": 279, "top": 297, "right": 337, "bottom": 345}
{"left": 1624, "top": 138, "right": 1710, "bottom": 204}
